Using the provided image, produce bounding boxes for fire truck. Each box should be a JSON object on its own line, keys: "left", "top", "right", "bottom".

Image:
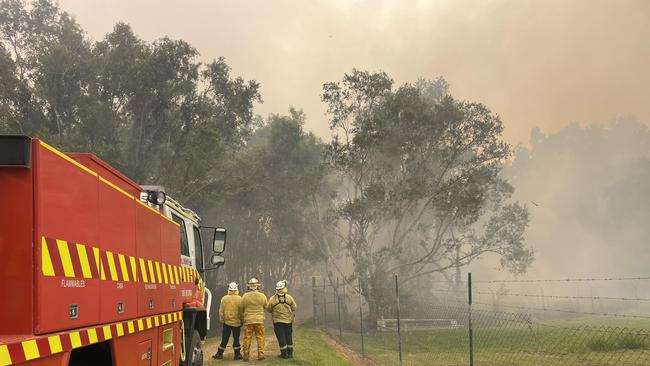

{"left": 0, "top": 135, "right": 226, "bottom": 366}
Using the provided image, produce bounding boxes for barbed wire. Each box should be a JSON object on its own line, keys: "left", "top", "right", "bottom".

{"left": 473, "top": 276, "right": 650, "bottom": 284}
{"left": 475, "top": 291, "right": 650, "bottom": 302}
{"left": 471, "top": 301, "right": 650, "bottom": 320}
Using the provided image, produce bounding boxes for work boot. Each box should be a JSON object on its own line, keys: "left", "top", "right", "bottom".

{"left": 233, "top": 349, "right": 243, "bottom": 360}
{"left": 287, "top": 347, "right": 294, "bottom": 359}
{"left": 212, "top": 349, "right": 224, "bottom": 360}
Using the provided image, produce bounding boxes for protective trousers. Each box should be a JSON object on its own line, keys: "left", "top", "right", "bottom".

{"left": 242, "top": 323, "right": 265, "bottom": 360}
{"left": 218, "top": 324, "right": 241, "bottom": 354}
{"left": 273, "top": 323, "right": 293, "bottom": 356}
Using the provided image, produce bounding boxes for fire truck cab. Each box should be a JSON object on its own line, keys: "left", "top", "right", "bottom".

{"left": 0, "top": 135, "right": 225, "bottom": 366}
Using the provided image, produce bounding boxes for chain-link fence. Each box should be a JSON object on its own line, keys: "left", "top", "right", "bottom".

{"left": 312, "top": 273, "right": 650, "bottom": 365}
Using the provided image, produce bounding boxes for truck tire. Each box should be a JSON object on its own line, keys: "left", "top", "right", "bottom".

{"left": 185, "top": 330, "right": 203, "bottom": 366}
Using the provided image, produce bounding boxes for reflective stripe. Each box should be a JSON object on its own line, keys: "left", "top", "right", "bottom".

{"left": 118, "top": 254, "right": 130, "bottom": 282}
{"left": 129, "top": 256, "right": 138, "bottom": 282}
{"left": 0, "top": 344, "right": 12, "bottom": 366}
{"left": 40, "top": 141, "right": 98, "bottom": 177}
{"left": 116, "top": 323, "right": 125, "bottom": 337}
{"left": 48, "top": 336, "right": 62, "bottom": 354}
{"left": 139, "top": 259, "right": 149, "bottom": 283}
{"left": 105, "top": 251, "right": 119, "bottom": 281}
{"left": 155, "top": 262, "right": 162, "bottom": 285}
{"left": 21, "top": 340, "right": 39, "bottom": 361}
{"left": 147, "top": 260, "right": 156, "bottom": 284}
{"left": 56, "top": 240, "right": 75, "bottom": 278}
{"left": 76, "top": 244, "right": 93, "bottom": 279}
{"left": 102, "top": 326, "right": 112, "bottom": 340}
{"left": 162, "top": 264, "right": 169, "bottom": 284}
{"left": 41, "top": 237, "right": 55, "bottom": 277}
{"left": 69, "top": 332, "right": 82, "bottom": 348}
{"left": 93, "top": 247, "right": 106, "bottom": 280}
{"left": 87, "top": 329, "right": 98, "bottom": 344}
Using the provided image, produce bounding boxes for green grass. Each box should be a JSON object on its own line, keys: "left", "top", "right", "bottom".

{"left": 205, "top": 325, "right": 354, "bottom": 366}
{"left": 332, "top": 318, "right": 650, "bottom": 366}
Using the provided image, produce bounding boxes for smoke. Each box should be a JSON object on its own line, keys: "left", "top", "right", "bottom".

{"left": 57, "top": 0, "right": 650, "bottom": 145}
{"left": 501, "top": 118, "right": 650, "bottom": 278}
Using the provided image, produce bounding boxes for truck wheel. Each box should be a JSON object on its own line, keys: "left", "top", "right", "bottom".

{"left": 185, "top": 330, "right": 203, "bottom": 366}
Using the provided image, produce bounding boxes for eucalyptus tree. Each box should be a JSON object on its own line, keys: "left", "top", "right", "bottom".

{"left": 321, "top": 70, "right": 532, "bottom": 317}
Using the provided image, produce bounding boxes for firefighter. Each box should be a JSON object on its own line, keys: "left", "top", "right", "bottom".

{"left": 213, "top": 282, "right": 243, "bottom": 360}
{"left": 240, "top": 277, "right": 268, "bottom": 361}
{"left": 267, "top": 280, "right": 297, "bottom": 359}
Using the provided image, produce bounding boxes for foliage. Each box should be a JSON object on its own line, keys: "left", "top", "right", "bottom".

{"left": 212, "top": 109, "right": 326, "bottom": 290}
{"left": 320, "top": 69, "right": 532, "bottom": 317}
{"left": 0, "top": 0, "right": 261, "bottom": 208}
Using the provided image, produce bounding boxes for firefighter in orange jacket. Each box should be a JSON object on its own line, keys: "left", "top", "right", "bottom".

{"left": 240, "top": 278, "right": 268, "bottom": 361}
{"left": 213, "top": 282, "right": 243, "bottom": 360}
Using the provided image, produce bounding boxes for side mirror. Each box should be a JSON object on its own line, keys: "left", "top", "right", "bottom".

{"left": 210, "top": 254, "right": 225, "bottom": 266}
{"left": 212, "top": 228, "right": 226, "bottom": 254}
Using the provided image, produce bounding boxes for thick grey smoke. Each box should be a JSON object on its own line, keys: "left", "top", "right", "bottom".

{"left": 58, "top": 0, "right": 650, "bottom": 145}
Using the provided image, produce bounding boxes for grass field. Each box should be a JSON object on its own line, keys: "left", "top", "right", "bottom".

{"left": 205, "top": 324, "right": 355, "bottom": 366}
{"left": 333, "top": 317, "right": 650, "bottom": 366}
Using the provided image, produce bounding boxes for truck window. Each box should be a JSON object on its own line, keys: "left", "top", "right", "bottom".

{"left": 172, "top": 213, "right": 190, "bottom": 256}
{"left": 193, "top": 226, "right": 204, "bottom": 271}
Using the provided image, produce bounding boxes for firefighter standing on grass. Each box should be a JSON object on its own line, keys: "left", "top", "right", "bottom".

{"left": 213, "top": 282, "right": 243, "bottom": 360}
{"left": 240, "top": 277, "right": 268, "bottom": 361}
{"left": 267, "top": 280, "right": 297, "bottom": 359}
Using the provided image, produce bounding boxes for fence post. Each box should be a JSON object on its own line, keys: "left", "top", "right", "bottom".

{"left": 395, "top": 274, "right": 403, "bottom": 366}
{"left": 323, "top": 277, "right": 328, "bottom": 325}
{"left": 312, "top": 276, "right": 318, "bottom": 326}
{"left": 337, "top": 278, "right": 343, "bottom": 340}
{"left": 468, "top": 272, "right": 474, "bottom": 366}
{"left": 359, "top": 277, "right": 365, "bottom": 358}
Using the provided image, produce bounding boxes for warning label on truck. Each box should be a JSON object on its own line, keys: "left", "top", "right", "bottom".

{"left": 61, "top": 279, "right": 86, "bottom": 288}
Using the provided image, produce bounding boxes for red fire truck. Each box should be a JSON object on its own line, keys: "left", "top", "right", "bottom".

{"left": 0, "top": 135, "right": 226, "bottom": 366}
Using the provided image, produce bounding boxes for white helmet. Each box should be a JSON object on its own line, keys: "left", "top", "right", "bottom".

{"left": 247, "top": 277, "right": 260, "bottom": 289}
{"left": 228, "top": 282, "right": 238, "bottom": 291}
{"left": 276, "top": 280, "right": 287, "bottom": 290}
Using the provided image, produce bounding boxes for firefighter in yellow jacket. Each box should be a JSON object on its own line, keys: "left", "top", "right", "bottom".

{"left": 240, "top": 277, "right": 268, "bottom": 361}
{"left": 213, "top": 282, "right": 243, "bottom": 360}
{"left": 267, "top": 280, "right": 297, "bottom": 359}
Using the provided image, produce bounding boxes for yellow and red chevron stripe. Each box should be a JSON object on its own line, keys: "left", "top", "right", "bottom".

{"left": 0, "top": 311, "right": 182, "bottom": 366}
{"left": 40, "top": 237, "right": 201, "bottom": 286}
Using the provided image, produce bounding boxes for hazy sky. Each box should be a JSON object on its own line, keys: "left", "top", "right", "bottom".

{"left": 58, "top": 0, "right": 650, "bottom": 145}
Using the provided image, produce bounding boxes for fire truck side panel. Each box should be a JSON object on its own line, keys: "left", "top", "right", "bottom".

{"left": 135, "top": 204, "right": 162, "bottom": 317}
{"left": 111, "top": 328, "right": 158, "bottom": 366}
{"left": 34, "top": 142, "right": 101, "bottom": 334}
{"left": 67, "top": 154, "right": 141, "bottom": 198}
{"left": 161, "top": 221, "right": 182, "bottom": 313}
{"left": 98, "top": 181, "right": 138, "bottom": 324}
{"left": 0, "top": 157, "right": 34, "bottom": 335}
{"left": 156, "top": 323, "right": 180, "bottom": 366}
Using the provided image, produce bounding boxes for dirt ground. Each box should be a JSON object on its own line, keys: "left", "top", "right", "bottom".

{"left": 203, "top": 331, "right": 280, "bottom": 365}
{"left": 204, "top": 326, "right": 377, "bottom": 366}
